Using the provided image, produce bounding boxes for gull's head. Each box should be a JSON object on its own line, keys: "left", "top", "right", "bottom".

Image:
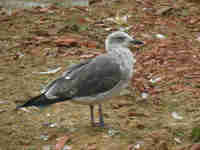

{"left": 105, "top": 31, "right": 143, "bottom": 51}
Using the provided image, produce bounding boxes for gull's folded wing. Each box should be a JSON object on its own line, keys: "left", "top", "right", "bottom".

{"left": 44, "top": 55, "right": 123, "bottom": 100}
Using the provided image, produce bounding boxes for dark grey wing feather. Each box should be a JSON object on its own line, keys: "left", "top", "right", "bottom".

{"left": 62, "top": 59, "right": 91, "bottom": 77}
{"left": 42, "top": 59, "right": 91, "bottom": 94}
{"left": 73, "top": 56, "right": 122, "bottom": 97}
{"left": 44, "top": 55, "right": 122, "bottom": 99}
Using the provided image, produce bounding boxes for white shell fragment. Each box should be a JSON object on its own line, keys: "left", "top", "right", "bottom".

{"left": 40, "top": 135, "right": 49, "bottom": 141}
{"left": 105, "top": 15, "right": 131, "bottom": 25}
{"left": 155, "top": 34, "right": 166, "bottom": 39}
{"left": 65, "top": 76, "right": 71, "bottom": 80}
{"left": 46, "top": 113, "right": 51, "bottom": 117}
{"left": 63, "top": 145, "right": 72, "bottom": 150}
{"left": 172, "top": 112, "right": 183, "bottom": 120}
{"left": 105, "top": 27, "right": 113, "bottom": 31}
{"left": 20, "top": 107, "right": 31, "bottom": 113}
{"left": 174, "top": 137, "right": 182, "bottom": 144}
{"left": 49, "top": 123, "right": 57, "bottom": 128}
{"left": 141, "top": 92, "right": 149, "bottom": 99}
{"left": 196, "top": 36, "right": 200, "bottom": 42}
{"left": 134, "top": 143, "right": 141, "bottom": 149}
{"left": 150, "top": 77, "right": 161, "bottom": 83}
{"left": 33, "top": 67, "right": 62, "bottom": 74}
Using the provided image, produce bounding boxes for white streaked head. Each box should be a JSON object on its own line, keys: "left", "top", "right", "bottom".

{"left": 105, "top": 31, "right": 143, "bottom": 51}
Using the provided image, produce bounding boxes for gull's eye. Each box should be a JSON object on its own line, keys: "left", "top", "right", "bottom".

{"left": 115, "top": 36, "right": 126, "bottom": 40}
{"left": 113, "top": 36, "right": 126, "bottom": 43}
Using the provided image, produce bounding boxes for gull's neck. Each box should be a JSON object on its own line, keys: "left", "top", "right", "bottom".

{"left": 106, "top": 44, "right": 135, "bottom": 64}
{"left": 105, "top": 42, "right": 136, "bottom": 80}
{"left": 105, "top": 39, "right": 122, "bottom": 52}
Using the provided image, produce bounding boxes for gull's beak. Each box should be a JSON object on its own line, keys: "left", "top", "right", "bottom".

{"left": 130, "top": 39, "right": 144, "bottom": 45}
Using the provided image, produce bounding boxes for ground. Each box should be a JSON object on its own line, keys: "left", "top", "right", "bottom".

{"left": 0, "top": 0, "right": 200, "bottom": 150}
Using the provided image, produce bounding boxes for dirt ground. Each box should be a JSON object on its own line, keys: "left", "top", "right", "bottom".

{"left": 0, "top": 0, "right": 200, "bottom": 150}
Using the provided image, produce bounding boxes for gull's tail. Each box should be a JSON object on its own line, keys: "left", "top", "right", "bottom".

{"left": 16, "top": 94, "right": 66, "bottom": 110}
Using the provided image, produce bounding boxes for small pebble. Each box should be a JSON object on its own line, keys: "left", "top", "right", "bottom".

{"left": 46, "top": 113, "right": 51, "bottom": 117}
{"left": 134, "top": 143, "right": 141, "bottom": 149}
{"left": 0, "top": 77, "right": 5, "bottom": 81}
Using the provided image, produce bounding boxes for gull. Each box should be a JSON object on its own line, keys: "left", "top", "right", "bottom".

{"left": 16, "top": 31, "right": 143, "bottom": 127}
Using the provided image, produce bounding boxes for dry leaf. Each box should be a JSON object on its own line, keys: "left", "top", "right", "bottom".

{"left": 191, "top": 143, "right": 200, "bottom": 150}
{"left": 39, "top": 7, "right": 50, "bottom": 13}
{"left": 80, "top": 41, "right": 97, "bottom": 48}
{"left": 80, "top": 54, "right": 96, "bottom": 59}
{"left": 55, "top": 37, "right": 78, "bottom": 46}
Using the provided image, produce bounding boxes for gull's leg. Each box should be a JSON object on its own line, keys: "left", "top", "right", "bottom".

{"left": 98, "top": 104, "right": 104, "bottom": 127}
{"left": 90, "top": 105, "right": 95, "bottom": 126}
